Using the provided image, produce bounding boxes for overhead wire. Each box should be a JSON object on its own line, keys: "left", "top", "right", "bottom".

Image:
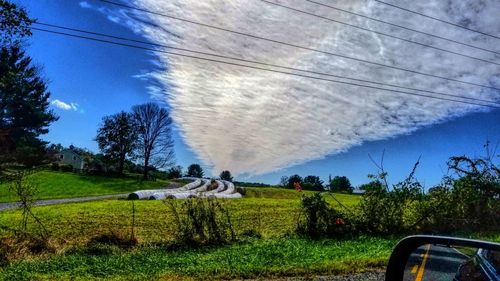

{"left": 97, "top": 0, "right": 500, "bottom": 91}
{"left": 32, "top": 21, "right": 500, "bottom": 106}
{"left": 304, "top": 0, "right": 500, "bottom": 56}
{"left": 373, "top": 0, "right": 500, "bottom": 41}
{"left": 31, "top": 26, "right": 500, "bottom": 109}
{"left": 260, "top": 0, "right": 500, "bottom": 66}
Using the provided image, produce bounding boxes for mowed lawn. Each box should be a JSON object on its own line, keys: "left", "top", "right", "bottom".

{"left": 0, "top": 170, "right": 169, "bottom": 202}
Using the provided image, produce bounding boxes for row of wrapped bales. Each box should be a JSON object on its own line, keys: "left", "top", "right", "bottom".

{"left": 128, "top": 179, "right": 202, "bottom": 200}
{"left": 129, "top": 178, "right": 243, "bottom": 200}
{"left": 149, "top": 179, "right": 208, "bottom": 199}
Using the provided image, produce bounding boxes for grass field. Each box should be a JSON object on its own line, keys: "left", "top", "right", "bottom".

{"left": 0, "top": 170, "right": 169, "bottom": 202}
{"left": 0, "top": 185, "right": 497, "bottom": 280}
{"left": 0, "top": 237, "right": 395, "bottom": 280}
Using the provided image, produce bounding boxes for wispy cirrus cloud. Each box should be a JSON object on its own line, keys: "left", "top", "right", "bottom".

{"left": 100, "top": 0, "right": 499, "bottom": 175}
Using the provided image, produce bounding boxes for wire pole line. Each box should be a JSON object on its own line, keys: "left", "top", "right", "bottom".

{"left": 32, "top": 21, "right": 500, "bottom": 106}
{"left": 31, "top": 27, "right": 500, "bottom": 109}
{"left": 261, "top": 0, "right": 500, "bottom": 66}
{"left": 304, "top": 0, "right": 500, "bottom": 56}
{"left": 373, "top": 0, "right": 500, "bottom": 41}
{"left": 98, "top": 0, "right": 500, "bottom": 91}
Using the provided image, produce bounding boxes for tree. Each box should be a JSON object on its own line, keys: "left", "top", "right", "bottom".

{"left": 0, "top": 45, "right": 58, "bottom": 166}
{"left": 329, "top": 176, "right": 353, "bottom": 193}
{"left": 287, "top": 174, "right": 303, "bottom": 189}
{"left": 219, "top": 170, "right": 233, "bottom": 182}
{"left": 358, "top": 180, "right": 383, "bottom": 192}
{"left": 279, "top": 176, "right": 289, "bottom": 188}
{"left": 132, "top": 103, "right": 175, "bottom": 180}
{"left": 95, "top": 111, "right": 137, "bottom": 175}
{"left": 1, "top": 0, "right": 33, "bottom": 47}
{"left": 303, "top": 175, "right": 324, "bottom": 191}
{"left": 186, "top": 164, "right": 204, "bottom": 178}
{"left": 166, "top": 165, "right": 183, "bottom": 179}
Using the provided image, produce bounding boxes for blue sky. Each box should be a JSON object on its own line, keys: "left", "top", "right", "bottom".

{"left": 16, "top": 0, "right": 500, "bottom": 187}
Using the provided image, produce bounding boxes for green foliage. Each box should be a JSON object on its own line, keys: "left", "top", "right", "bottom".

{"left": 166, "top": 198, "right": 235, "bottom": 246}
{"left": 358, "top": 180, "right": 383, "bottom": 192}
{"left": 165, "top": 165, "right": 183, "bottom": 179}
{"left": 296, "top": 193, "right": 351, "bottom": 238}
{"left": 0, "top": 45, "right": 58, "bottom": 166}
{"left": 303, "top": 175, "right": 324, "bottom": 191}
{"left": 95, "top": 111, "right": 137, "bottom": 175}
{"left": 0, "top": 0, "right": 33, "bottom": 46}
{"left": 186, "top": 164, "right": 204, "bottom": 178}
{"left": 59, "top": 164, "right": 73, "bottom": 173}
{"left": 329, "top": 176, "right": 353, "bottom": 193}
{"left": 287, "top": 174, "right": 302, "bottom": 188}
{"left": 219, "top": 170, "right": 233, "bottom": 181}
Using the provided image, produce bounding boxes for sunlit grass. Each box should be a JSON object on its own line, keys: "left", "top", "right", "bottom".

{"left": 0, "top": 170, "right": 169, "bottom": 202}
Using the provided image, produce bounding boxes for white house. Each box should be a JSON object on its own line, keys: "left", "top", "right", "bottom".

{"left": 57, "top": 149, "right": 85, "bottom": 170}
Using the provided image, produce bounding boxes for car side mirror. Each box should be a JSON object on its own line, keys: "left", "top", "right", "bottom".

{"left": 385, "top": 235, "right": 500, "bottom": 281}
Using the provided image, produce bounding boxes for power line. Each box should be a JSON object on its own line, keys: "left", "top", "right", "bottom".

{"left": 373, "top": 0, "right": 500, "bottom": 41}
{"left": 98, "top": 0, "right": 500, "bottom": 91}
{"left": 31, "top": 27, "right": 500, "bottom": 109}
{"left": 260, "top": 0, "right": 500, "bottom": 66}
{"left": 304, "top": 0, "right": 500, "bottom": 56}
{"left": 32, "top": 21, "right": 500, "bottom": 106}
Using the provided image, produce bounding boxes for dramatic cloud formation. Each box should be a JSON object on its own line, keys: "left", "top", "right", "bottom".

{"left": 105, "top": 0, "right": 500, "bottom": 175}
{"left": 51, "top": 99, "right": 81, "bottom": 112}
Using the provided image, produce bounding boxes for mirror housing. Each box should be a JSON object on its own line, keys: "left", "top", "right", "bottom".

{"left": 385, "top": 235, "right": 500, "bottom": 281}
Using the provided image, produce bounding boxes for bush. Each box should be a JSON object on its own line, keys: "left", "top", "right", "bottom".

{"left": 296, "top": 193, "right": 351, "bottom": 238}
{"left": 166, "top": 198, "right": 235, "bottom": 247}
{"left": 59, "top": 164, "right": 73, "bottom": 172}
{"left": 50, "top": 162, "right": 59, "bottom": 171}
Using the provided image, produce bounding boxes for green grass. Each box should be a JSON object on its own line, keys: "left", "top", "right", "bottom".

{"left": 0, "top": 189, "right": 360, "bottom": 245}
{"left": 0, "top": 170, "right": 169, "bottom": 202}
{"left": 0, "top": 237, "right": 396, "bottom": 280}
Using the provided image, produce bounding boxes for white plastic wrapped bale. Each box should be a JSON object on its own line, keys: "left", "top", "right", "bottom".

{"left": 212, "top": 193, "right": 242, "bottom": 199}
{"left": 128, "top": 189, "right": 167, "bottom": 200}
{"left": 220, "top": 181, "right": 236, "bottom": 194}
{"left": 129, "top": 179, "right": 201, "bottom": 200}
{"left": 205, "top": 180, "right": 225, "bottom": 194}
{"left": 190, "top": 179, "right": 210, "bottom": 192}
{"left": 180, "top": 179, "right": 202, "bottom": 191}
{"left": 165, "top": 193, "right": 197, "bottom": 199}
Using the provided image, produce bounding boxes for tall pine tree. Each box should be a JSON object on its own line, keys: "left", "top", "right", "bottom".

{"left": 0, "top": 1, "right": 58, "bottom": 166}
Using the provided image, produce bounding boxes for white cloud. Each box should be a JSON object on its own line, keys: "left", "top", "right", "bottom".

{"left": 108, "top": 0, "right": 500, "bottom": 175}
{"left": 51, "top": 99, "right": 81, "bottom": 112}
{"left": 79, "top": 1, "right": 92, "bottom": 9}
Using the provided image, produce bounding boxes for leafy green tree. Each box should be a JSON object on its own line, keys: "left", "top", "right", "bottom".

{"left": 303, "top": 175, "right": 324, "bottom": 191}
{"left": 358, "top": 180, "right": 383, "bottom": 192}
{"left": 166, "top": 165, "right": 183, "bottom": 179}
{"left": 279, "top": 176, "right": 289, "bottom": 187}
{"left": 187, "top": 164, "right": 204, "bottom": 178}
{"left": 219, "top": 170, "right": 233, "bottom": 182}
{"left": 329, "top": 176, "right": 353, "bottom": 193}
{"left": 287, "top": 174, "right": 302, "bottom": 189}
{"left": 1, "top": 0, "right": 33, "bottom": 46}
{"left": 95, "top": 111, "right": 137, "bottom": 175}
{"left": 132, "top": 103, "right": 175, "bottom": 180}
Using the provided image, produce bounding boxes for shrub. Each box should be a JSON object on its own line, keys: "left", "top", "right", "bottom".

{"left": 296, "top": 193, "right": 351, "bottom": 238}
{"left": 166, "top": 198, "right": 235, "bottom": 247}
{"left": 50, "top": 162, "right": 59, "bottom": 171}
{"left": 59, "top": 164, "right": 73, "bottom": 172}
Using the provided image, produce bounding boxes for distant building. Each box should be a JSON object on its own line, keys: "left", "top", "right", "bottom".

{"left": 57, "top": 149, "right": 84, "bottom": 170}
{"left": 352, "top": 189, "right": 366, "bottom": 195}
